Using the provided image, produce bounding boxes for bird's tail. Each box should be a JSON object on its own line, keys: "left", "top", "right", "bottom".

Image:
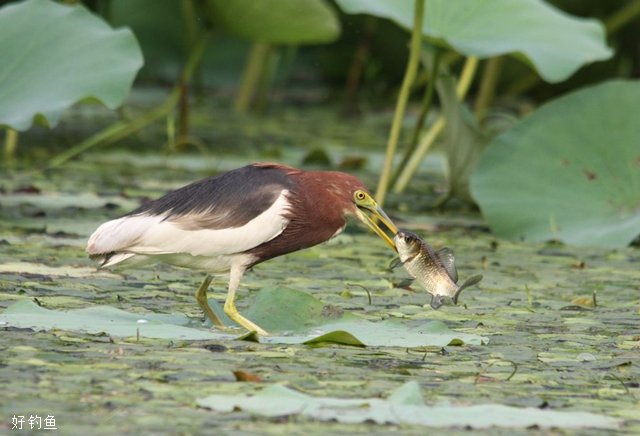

{"left": 87, "top": 214, "right": 161, "bottom": 268}
{"left": 90, "top": 252, "right": 136, "bottom": 268}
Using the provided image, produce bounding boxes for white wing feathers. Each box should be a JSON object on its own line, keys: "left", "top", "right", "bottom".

{"left": 87, "top": 190, "right": 291, "bottom": 261}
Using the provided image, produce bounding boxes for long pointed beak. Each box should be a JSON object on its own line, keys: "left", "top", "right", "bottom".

{"left": 354, "top": 191, "right": 398, "bottom": 251}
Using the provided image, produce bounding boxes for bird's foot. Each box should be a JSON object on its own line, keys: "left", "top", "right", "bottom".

{"left": 223, "top": 304, "right": 269, "bottom": 336}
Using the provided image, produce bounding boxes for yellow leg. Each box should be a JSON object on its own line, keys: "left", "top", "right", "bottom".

{"left": 223, "top": 266, "right": 268, "bottom": 335}
{"left": 195, "top": 275, "right": 224, "bottom": 328}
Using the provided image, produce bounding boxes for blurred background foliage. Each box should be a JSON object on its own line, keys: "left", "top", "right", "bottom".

{"left": 0, "top": 0, "right": 638, "bottom": 247}
{"left": 98, "top": 0, "right": 637, "bottom": 103}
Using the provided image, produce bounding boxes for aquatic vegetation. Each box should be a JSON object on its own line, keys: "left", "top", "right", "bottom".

{"left": 1, "top": 0, "right": 638, "bottom": 432}
{"left": 1, "top": 126, "right": 638, "bottom": 431}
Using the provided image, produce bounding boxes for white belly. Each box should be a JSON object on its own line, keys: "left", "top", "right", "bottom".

{"left": 110, "top": 252, "right": 255, "bottom": 274}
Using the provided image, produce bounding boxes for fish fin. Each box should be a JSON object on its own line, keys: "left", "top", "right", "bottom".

{"left": 397, "top": 278, "right": 415, "bottom": 289}
{"left": 430, "top": 294, "right": 445, "bottom": 310}
{"left": 436, "top": 247, "right": 458, "bottom": 282}
{"left": 388, "top": 257, "right": 403, "bottom": 271}
{"left": 452, "top": 274, "right": 483, "bottom": 304}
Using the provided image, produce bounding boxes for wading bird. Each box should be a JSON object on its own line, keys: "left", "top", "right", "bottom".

{"left": 87, "top": 163, "right": 398, "bottom": 335}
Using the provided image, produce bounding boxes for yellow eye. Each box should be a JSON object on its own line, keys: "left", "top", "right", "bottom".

{"left": 354, "top": 190, "right": 367, "bottom": 201}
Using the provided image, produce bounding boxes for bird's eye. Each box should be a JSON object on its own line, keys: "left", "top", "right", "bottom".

{"left": 354, "top": 190, "right": 367, "bottom": 201}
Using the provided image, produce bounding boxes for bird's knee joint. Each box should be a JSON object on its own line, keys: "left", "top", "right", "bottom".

{"left": 195, "top": 292, "right": 207, "bottom": 305}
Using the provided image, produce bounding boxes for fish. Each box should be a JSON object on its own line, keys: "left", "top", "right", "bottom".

{"left": 393, "top": 230, "right": 483, "bottom": 309}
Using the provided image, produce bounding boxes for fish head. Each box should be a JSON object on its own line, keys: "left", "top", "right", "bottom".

{"left": 393, "top": 230, "right": 423, "bottom": 263}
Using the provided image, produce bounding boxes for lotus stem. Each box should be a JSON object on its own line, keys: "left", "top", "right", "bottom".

{"left": 235, "top": 42, "right": 272, "bottom": 114}
{"left": 4, "top": 128, "right": 18, "bottom": 161}
{"left": 605, "top": 0, "right": 640, "bottom": 33}
{"left": 181, "top": 0, "right": 199, "bottom": 48}
{"left": 391, "top": 48, "right": 441, "bottom": 187}
{"left": 393, "top": 56, "right": 478, "bottom": 193}
{"left": 474, "top": 56, "right": 504, "bottom": 123}
{"left": 254, "top": 45, "right": 278, "bottom": 114}
{"left": 374, "top": 0, "right": 425, "bottom": 206}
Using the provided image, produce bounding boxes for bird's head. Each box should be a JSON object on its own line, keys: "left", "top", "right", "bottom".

{"left": 352, "top": 189, "right": 398, "bottom": 251}
{"left": 303, "top": 171, "right": 398, "bottom": 251}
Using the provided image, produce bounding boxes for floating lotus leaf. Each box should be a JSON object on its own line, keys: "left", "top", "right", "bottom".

{"left": 197, "top": 381, "right": 621, "bottom": 429}
{"left": 0, "top": 287, "right": 487, "bottom": 347}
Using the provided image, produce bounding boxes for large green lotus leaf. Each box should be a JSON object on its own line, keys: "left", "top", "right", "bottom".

{"left": 240, "top": 286, "right": 344, "bottom": 332}
{"left": 197, "top": 381, "right": 621, "bottom": 429}
{"left": 0, "top": 0, "right": 143, "bottom": 131}
{"left": 0, "top": 287, "right": 487, "bottom": 346}
{"left": 470, "top": 80, "right": 640, "bottom": 248}
{"left": 207, "top": 0, "right": 340, "bottom": 45}
{"left": 335, "top": 0, "right": 612, "bottom": 82}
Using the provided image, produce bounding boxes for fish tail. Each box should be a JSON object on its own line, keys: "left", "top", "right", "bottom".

{"left": 452, "top": 274, "right": 483, "bottom": 304}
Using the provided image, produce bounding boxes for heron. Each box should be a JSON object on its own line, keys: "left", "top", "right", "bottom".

{"left": 87, "top": 162, "right": 398, "bottom": 335}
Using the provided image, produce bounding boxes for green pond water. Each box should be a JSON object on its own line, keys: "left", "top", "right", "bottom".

{"left": 1, "top": 100, "right": 638, "bottom": 434}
